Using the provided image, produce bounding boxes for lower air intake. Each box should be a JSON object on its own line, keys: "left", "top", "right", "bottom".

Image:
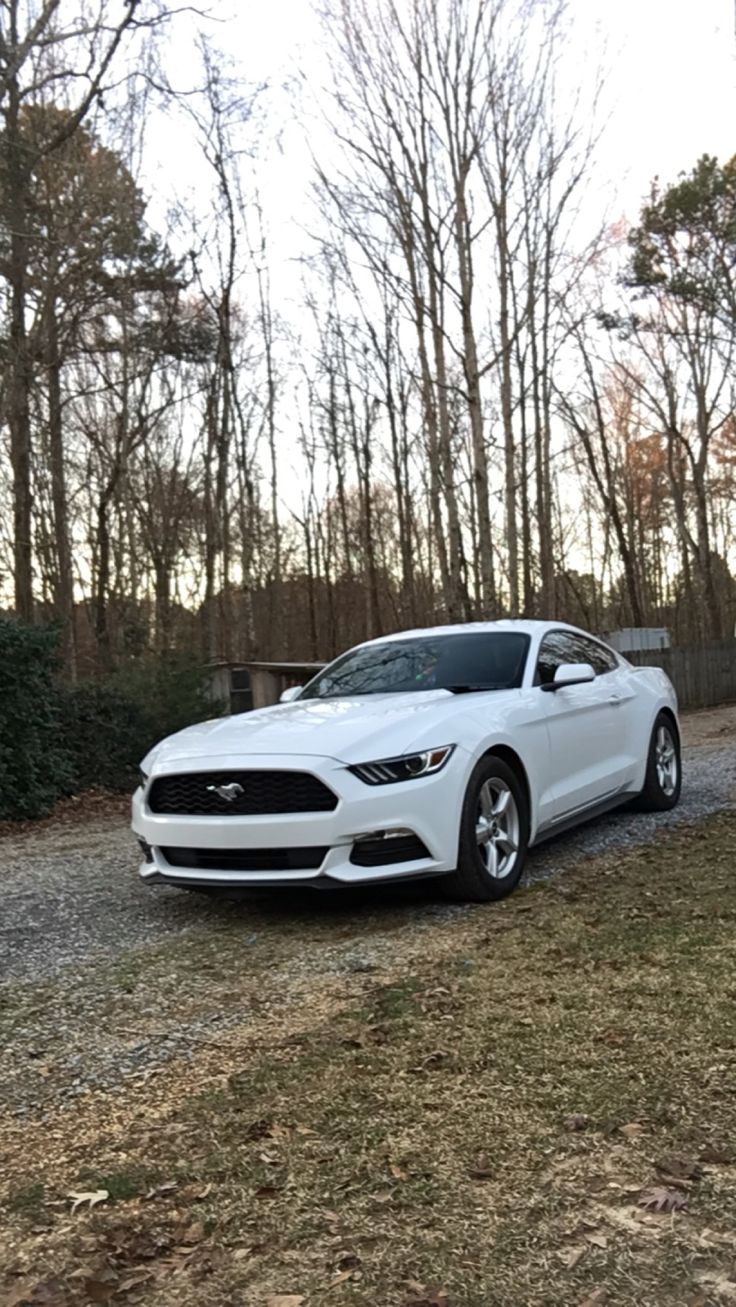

{"left": 350, "top": 834, "right": 430, "bottom": 867}
{"left": 160, "top": 846, "right": 328, "bottom": 872}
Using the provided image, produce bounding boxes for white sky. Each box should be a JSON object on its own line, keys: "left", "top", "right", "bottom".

{"left": 133, "top": 0, "right": 736, "bottom": 538}
{"left": 145, "top": 0, "right": 736, "bottom": 283}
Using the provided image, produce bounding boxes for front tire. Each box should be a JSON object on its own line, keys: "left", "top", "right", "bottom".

{"left": 635, "top": 712, "right": 681, "bottom": 812}
{"left": 440, "top": 755, "right": 529, "bottom": 902}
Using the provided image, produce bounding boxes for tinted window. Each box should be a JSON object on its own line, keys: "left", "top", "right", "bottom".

{"left": 536, "top": 630, "right": 618, "bottom": 685}
{"left": 535, "top": 631, "right": 582, "bottom": 686}
{"left": 300, "top": 632, "right": 530, "bottom": 700}
{"left": 575, "top": 636, "right": 617, "bottom": 675}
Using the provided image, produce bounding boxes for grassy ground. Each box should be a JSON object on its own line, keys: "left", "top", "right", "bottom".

{"left": 2, "top": 813, "right": 736, "bottom": 1307}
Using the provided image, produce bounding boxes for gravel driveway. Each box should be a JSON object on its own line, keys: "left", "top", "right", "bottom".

{"left": 2, "top": 735, "right": 735, "bottom": 990}
{"left": 1, "top": 720, "right": 734, "bottom": 1121}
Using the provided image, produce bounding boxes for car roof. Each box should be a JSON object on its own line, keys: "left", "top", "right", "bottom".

{"left": 358, "top": 619, "right": 594, "bottom": 647}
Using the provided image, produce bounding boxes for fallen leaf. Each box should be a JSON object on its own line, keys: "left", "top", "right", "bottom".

{"left": 144, "top": 1180, "right": 178, "bottom": 1200}
{"left": 638, "top": 1186, "right": 688, "bottom": 1213}
{"left": 390, "top": 1163, "right": 410, "bottom": 1181}
{"left": 404, "top": 1286, "right": 449, "bottom": 1307}
{"left": 6, "top": 1280, "right": 67, "bottom": 1306}
{"left": 178, "top": 1181, "right": 213, "bottom": 1202}
{"left": 564, "top": 1114, "right": 590, "bottom": 1132}
{"left": 410, "top": 1049, "right": 451, "bottom": 1073}
{"left": 578, "top": 1291, "right": 607, "bottom": 1307}
{"left": 325, "top": 1270, "right": 354, "bottom": 1289}
{"left": 2, "top": 1285, "right": 36, "bottom": 1307}
{"left": 600, "top": 1028, "right": 626, "bottom": 1046}
{"left": 268, "top": 1123, "right": 294, "bottom": 1139}
{"left": 244, "top": 1118, "right": 273, "bottom": 1141}
{"left": 118, "top": 1271, "right": 155, "bottom": 1292}
{"left": 695, "top": 1274, "right": 736, "bottom": 1303}
{"left": 335, "top": 1252, "right": 361, "bottom": 1270}
{"left": 619, "top": 1122, "right": 644, "bottom": 1139}
{"left": 585, "top": 1231, "right": 608, "bottom": 1249}
{"left": 557, "top": 1245, "right": 586, "bottom": 1268}
{"left": 68, "top": 1189, "right": 109, "bottom": 1214}
{"left": 468, "top": 1153, "right": 493, "bottom": 1179}
{"left": 254, "top": 1185, "right": 281, "bottom": 1199}
{"left": 700, "top": 1145, "right": 734, "bottom": 1164}
{"left": 265, "top": 1297, "right": 305, "bottom": 1307}
{"left": 655, "top": 1156, "right": 703, "bottom": 1184}
{"left": 83, "top": 1272, "right": 119, "bottom": 1303}
{"left": 180, "top": 1221, "right": 205, "bottom": 1244}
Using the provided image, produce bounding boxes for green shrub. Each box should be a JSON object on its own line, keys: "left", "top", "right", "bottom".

{"left": 107, "top": 652, "right": 222, "bottom": 744}
{"left": 0, "top": 620, "right": 73, "bottom": 819}
{"left": 0, "top": 621, "right": 223, "bottom": 819}
{"left": 61, "top": 655, "right": 223, "bottom": 793}
{"left": 58, "top": 683, "right": 155, "bottom": 793}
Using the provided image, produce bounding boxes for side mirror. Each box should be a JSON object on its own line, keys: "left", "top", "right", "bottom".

{"left": 541, "top": 662, "right": 596, "bottom": 693}
{"left": 280, "top": 685, "right": 303, "bottom": 704}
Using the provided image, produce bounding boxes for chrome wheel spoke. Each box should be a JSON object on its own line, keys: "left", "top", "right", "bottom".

{"left": 492, "top": 789, "right": 511, "bottom": 817}
{"left": 478, "top": 782, "right": 494, "bottom": 819}
{"left": 475, "top": 778, "right": 521, "bottom": 879}
{"left": 483, "top": 840, "right": 499, "bottom": 877}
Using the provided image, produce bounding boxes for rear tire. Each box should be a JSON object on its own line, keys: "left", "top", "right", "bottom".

{"left": 440, "top": 755, "right": 529, "bottom": 902}
{"left": 634, "top": 712, "right": 681, "bottom": 812}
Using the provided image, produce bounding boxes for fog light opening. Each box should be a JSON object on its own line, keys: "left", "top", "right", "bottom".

{"left": 350, "top": 830, "right": 431, "bottom": 868}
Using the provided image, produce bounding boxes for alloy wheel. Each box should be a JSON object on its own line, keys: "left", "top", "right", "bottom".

{"left": 655, "top": 725, "right": 678, "bottom": 796}
{"left": 475, "top": 778, "right": 520, "bottom": 879}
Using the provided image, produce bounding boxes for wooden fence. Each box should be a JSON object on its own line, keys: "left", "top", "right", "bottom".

{"left": 625, "top": 639, "right": 736, "bottom": 710}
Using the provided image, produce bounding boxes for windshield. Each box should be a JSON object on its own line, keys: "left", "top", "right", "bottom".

{"left": 299, "top": 632, "right": 530, "bottom": 700}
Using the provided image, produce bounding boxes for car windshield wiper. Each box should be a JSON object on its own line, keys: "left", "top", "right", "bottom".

{"left": 445, "top": 683, "right": 507, "bottom": 694}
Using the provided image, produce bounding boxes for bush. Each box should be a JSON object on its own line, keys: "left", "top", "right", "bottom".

{"left": 107, "top": 653, "right": 223, "bottom": 744}
{"left": 58, "top": 683, "right": 156, "bottom": 793}
{"left": 60, "top": 655, "right": 223, "bottom": 794}
{"left": 0, "top": 620, "right": 73, "bottom": 819}
{"left": 0, "top": 621, "right": 223, "bottom": 819}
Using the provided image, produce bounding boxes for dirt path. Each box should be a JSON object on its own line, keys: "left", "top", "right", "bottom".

{"left": 681, "top": 701, "right": 736, "bottom": 748}
{"left": 2, "top": 813, "right": 736, "bottom": 1307}
{"left": 1, "top": 704, "right": 736, "bottom": 1306}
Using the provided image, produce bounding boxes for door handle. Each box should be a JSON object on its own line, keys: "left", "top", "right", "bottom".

{"left": 608, "top": 694, "right": 623, "bottom": 706}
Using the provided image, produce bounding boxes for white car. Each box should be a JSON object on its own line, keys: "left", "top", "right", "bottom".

{"left": 132, "top": 620, "right": 680, "bottom": 902}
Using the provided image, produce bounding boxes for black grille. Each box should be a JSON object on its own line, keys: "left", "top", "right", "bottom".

{"left": 350, "top": 834, "right": 430, "bottom": 867}
{"left": 148, "top": 771, "right": 338, "bottom": 816}
{"left": 161, "top": 846, "right": 329, "bottom": 872}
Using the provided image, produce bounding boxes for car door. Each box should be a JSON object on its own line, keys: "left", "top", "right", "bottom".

{"left": 536, "top": 630, "right": 631, "bottom": 822}
{"left": 574, "top": 634, "right": 641, "bottom": 789}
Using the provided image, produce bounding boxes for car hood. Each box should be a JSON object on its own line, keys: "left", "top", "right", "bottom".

{"left": 143, "top": 690, "right": 513, "bottom": 771}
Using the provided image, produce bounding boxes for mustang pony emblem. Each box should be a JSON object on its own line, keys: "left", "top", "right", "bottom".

{"left": 206, "top": 782, "right": 244, "bottom": 802}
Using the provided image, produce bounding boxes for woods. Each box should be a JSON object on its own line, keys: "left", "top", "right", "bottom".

{"left": 1, "top": 0, "right": 735, "bottom": 682}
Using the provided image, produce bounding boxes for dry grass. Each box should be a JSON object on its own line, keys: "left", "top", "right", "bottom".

{"left": 2, "top": 813, "right": 736, "bottom": 1306}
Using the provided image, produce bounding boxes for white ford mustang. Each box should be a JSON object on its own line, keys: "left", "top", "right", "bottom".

{"left": 132, "top": 620, "right": 681, "bottom": 902}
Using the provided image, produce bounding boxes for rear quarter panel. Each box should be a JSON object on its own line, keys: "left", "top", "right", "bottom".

{"left": 623, "top": 662, "right": 679, "bottom": 790}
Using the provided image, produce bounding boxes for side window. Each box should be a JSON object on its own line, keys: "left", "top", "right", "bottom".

{"left": 535, "top": 631, "right": 581, "bottom": 686}
{"left": 576, "top": 636, "right": 618, "bottom": 676}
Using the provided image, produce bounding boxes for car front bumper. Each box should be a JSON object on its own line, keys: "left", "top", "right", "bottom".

{"left": 132, "top": 750, "right": 467, "bottom": 888}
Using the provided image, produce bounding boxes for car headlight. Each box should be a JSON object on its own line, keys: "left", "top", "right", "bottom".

{"left": 349, "top": 745, "right": 455, "bottom": 785}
